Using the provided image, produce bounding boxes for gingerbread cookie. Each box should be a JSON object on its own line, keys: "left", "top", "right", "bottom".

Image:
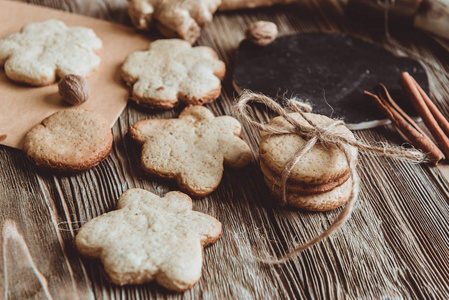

{"left": 268, "top": 178, "right": 353, "bottom": 211}
{"left": 260, "top": 113, "right": 356, "bottom": 185}
{"left": 260, "top": 161, "right": 350, "bottom": 194}
{"left": 75, "top": 188, "right": 222, "bottom": 291}
{"left": 128, "top": 0, "right": 221, "bottom": 44}
{"left": 129, "top": 106, "right": 252, "bottom": 196}
{"left": 122, "top": 39, "right": 225, "bottom": 109}
{"left": 23, "top": 109, "right": 113, "bottom": 173}
{"left": 127, "top": 0, "right": 296, "bottom": 43}
{"left": 259, "top": 112, "right": 357, "bottom": 211}
{"left": 0, "top": 19, "right": 102, "bottom": 86}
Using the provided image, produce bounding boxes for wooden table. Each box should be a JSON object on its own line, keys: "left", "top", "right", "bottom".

{"left": 2, "top": 0, "right": 449, "bottom": 299}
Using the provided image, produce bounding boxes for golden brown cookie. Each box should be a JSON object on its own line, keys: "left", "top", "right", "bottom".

{"left": 267, "top": 178, "right": 353, "bottom": 211}
{"left": 127, "top": 0, "right": 295, "bottom": 43}
{"left": 128, "top": 0, "right": 221, "bottom": 44}
{"left": 260, "top": 160, "right": 350, "bottom": 194}
{"left": 129, "top": 106, "right": 252, "bottom": 197}
{"left": 75, "top": 188, "right": 222, "bottom": 291}
{"left": 23, "top": 109, "right": 113, "bottom": 173}
{"left": 259, "top": 112, "right": 357, "bottom": 210}
{"left": 259, "top": 112, "right": 357, "bottom": 185}
{"left": 122, "top": 39, "right": 225, "bottom": 109}
{"left": 0, "top": 19, "right": 102, "bottom": 86}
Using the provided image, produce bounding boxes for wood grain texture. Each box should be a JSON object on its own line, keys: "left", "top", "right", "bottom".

{"left": 1, "top": 0, "right": 449, "bottom": 299}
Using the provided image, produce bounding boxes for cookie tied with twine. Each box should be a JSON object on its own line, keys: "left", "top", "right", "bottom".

{"left": 259, "top": 112, "right": 357, "bottom": 211}
{"left": 234, "top": 90, "right": 426, "bottom": 263}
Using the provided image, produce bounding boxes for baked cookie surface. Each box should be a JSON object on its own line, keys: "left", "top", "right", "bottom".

{"left": 127, "top": 0, "right": 295, "bottom": 43}
{"left": 128, "top": 0, "right": 221, "bottom": 44}
{"left": 75, "top": 188, "right": 222, "bottom": 291}
{"left": 259, "top": 112, "right": 357, "bottom": 185}
{"left": 259, "top": 112, "right": 358, "bottom": 210}
{"left": 23, "top": 109, "right": 112, "bottom": 173}
{"left": 122, "top": 39, "right": 225, "bottom": 109}
{"left": 129, "top": 106, "right": 251, "bottom": 196}
{"left": 0, "top": 19, "right": 102, "bottom": 86}
{"left": 260, "top": 160, "right": 350, "bottom": 194}
{"left": 268, "top": 178, "right": 353, "bottom": 211}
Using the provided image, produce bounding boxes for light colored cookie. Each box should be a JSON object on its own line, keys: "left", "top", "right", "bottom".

{"left": 129, "top": 106, "right": 252, "bottom": 197}
{"left": 122, "top": 39, "right": 225, "bottom": 109}
{"left": 23, "top": 109, "right": 112, "bottom": 173}
{"left": 127, "top": 0, "right": 296, "bottom": 43}
{"left": 260, "top": 160, "right": 350, "bottom": 194}
{"left": 267, "top": 177, "right": 353, "bottom": 211}
{"left": 128, "top": 0, "right": 221, "bottom": 44}
{"left": 75, "top": 188, "right": 222, "bottom": 291}
{"left": 259, "top": 112, "right": 357, "bottom": 185}
{"left": 0, "top": 19, "right": 102, "bottom": 86}
{"left": 219, "top": 0, "right": 296, "bottom": 10}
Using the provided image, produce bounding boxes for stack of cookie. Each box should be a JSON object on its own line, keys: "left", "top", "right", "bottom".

{"left": 259, "top": 113, "right": 357, "bottom": 211}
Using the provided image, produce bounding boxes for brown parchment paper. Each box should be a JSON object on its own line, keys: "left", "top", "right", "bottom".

{"left": 0, "top": 0, "right": 152, "bottom": 149}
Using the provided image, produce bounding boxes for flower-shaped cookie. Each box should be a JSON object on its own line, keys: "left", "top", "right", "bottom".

{"left": 0, "top": 19, "right": 102, "bottom": 86}
{"left": 129, "top": 106, "right": 252, "bottom": 196}
{"left": 75, "top": 188, "right": 222, "bottom": 291}
{"left": 128, "top": 0, "right": 221, "bottom": 44}
{"left": 127, "top": 0, "right": 296, "bottom": 43}
{"left": 122, "top": 39, "right": 225, "bottom": 109}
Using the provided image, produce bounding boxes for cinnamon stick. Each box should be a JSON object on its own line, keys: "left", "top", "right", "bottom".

{"left": 364, "top": 85, "right": 444, "bottom": 165}
{"left": 399, "top": 72, "right": 449, "bottom": 159}
{"left": 400, "top": 72, "right": 449, "bottom": 136}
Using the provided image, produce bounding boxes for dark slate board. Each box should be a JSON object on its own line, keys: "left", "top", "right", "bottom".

{"left": 233, "top": 33, "right": 429, "bottom": 129}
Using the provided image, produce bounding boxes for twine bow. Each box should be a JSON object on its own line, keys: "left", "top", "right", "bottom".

{"left": 234, "top": 90, "right": 426, "bottom": 263}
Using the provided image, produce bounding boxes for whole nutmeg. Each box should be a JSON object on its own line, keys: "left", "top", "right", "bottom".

{"left": 245, "top": 21, "right": 278, "bottom": 46}
{"left": 58, "top": 74, "right": 89, "bottom": 105}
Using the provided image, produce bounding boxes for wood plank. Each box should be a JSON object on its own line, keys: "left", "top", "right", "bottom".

{"left": 1, "top": 0, "right": 449, "bottom": 299}
{"left": 0, "top": 148, "right": 95, "bottom": 299}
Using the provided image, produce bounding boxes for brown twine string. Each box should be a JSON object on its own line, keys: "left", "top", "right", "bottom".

{"left": 234, "top": 90, "right": 426, "bottom": 264}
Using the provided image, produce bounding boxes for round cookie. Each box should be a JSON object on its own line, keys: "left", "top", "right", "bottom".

{"left": 259, "top": 112, "right": 357, "bottom": 185}
{"left": 23, "top": 109, "right": 113, "bottom": 173}
{"left": 267, "top": 177, "right": 353, "bottom": 211}
{"left": 260, "top": 160, "right": 350, "bottom": 194}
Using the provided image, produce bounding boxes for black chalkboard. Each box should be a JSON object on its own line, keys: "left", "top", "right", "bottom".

{"left": 233, "top": 33, "right": 428, "bottom": 129}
